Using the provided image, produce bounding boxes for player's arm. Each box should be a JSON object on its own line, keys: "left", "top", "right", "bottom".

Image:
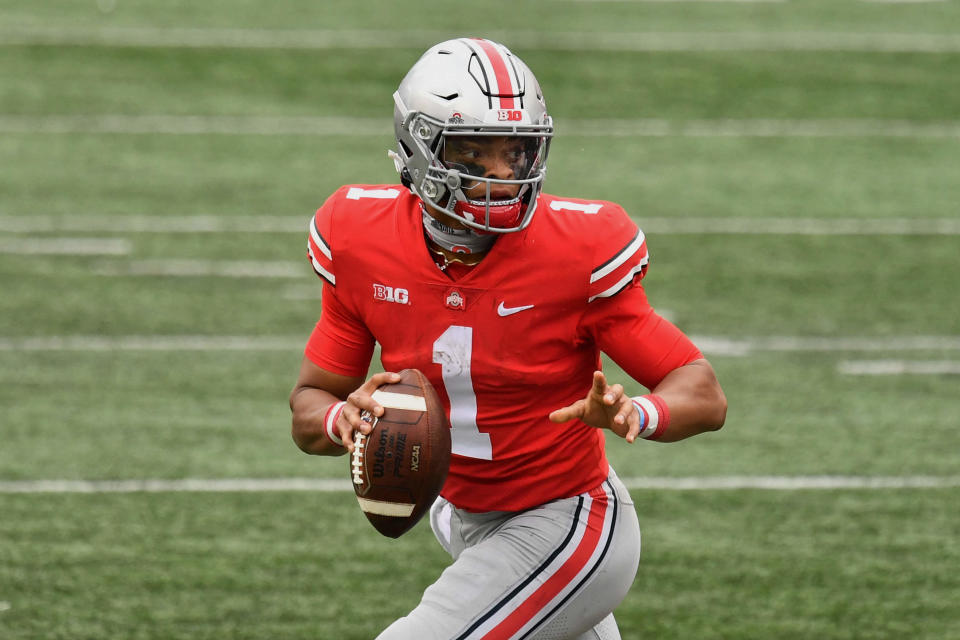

{"left": 294, "top": 198, "right": 405, "bottom": 453}
{"left": 552, "top": 265, "right": 725, "bottom": 443}
{"left": 591, "top": 298, "right": 726, "bottom": 442}
{"left": 642, "top": 357, "right": 725, "bottom": 442}
{"left": 550, "top": 358, "right": 725, "bottom": 443}
{"left": 289, "top": 358, "right": 401, "bottom": 455}
{"left": 561, "top": 210, "right": 725, "bottom": 442}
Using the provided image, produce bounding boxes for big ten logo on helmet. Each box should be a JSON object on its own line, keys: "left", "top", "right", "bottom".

{"left": 373, "top": 283, "right": 410, "bottom": 305}
{"left": 497, "top": 110, "right": 523, "bottom": 122}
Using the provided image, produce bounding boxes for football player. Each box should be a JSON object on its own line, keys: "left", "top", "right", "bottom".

{"left": 289, "top": 38, "right": 727, "bottom": 640}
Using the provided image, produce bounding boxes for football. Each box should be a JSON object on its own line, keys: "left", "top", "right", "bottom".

{"left": 350, "top": 368, "right": 452, "bottom": 538}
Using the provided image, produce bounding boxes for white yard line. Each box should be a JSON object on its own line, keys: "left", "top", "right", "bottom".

{"left": 2, "top": 215, "right": 959, "bottom": 236}
{"left": 0, "top": 478, "right": 349, "bottom": 493}
{"left": 0, "top": 237, "right": 131, "bottom": 255}
{"left": 695, "top": 335, "right": 960, "bottom": 356}
{"left": 2, "top": 27, "right": 959, "bottom": 52}
{"left": 0, "top": 115, "right": 389, "bottom": 136}
{"left": 0, "top": 334, "right": 958, "bottom": 354}
{"left": 838, "top": 360, "right": 960, "bottom": 375}
{"left": 632, "top": 217, "right": 960, "bottom": 235}
{"left": 575, "top": 119, "right": 960, "bottom": 139}
{"left": 0, "top": 475, "right": 957, "bottom": 494}
{"left": 0, "top": 214, "right": 307, "bottom": 233}
{"left": 0, "top": 336, "right": 305, "bottom": 352}
{"left": 623, "top": 476, "right": 960, "bottom": 489}
{"left": 91, "top": 259, "right": 307, "bottom": 278}
{"left": 2, "top": 115, "right": 959, "bottom": 139}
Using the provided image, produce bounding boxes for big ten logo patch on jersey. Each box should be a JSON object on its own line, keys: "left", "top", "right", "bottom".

{"left": 373, "top": 283, "right": 410, "bottom": 305}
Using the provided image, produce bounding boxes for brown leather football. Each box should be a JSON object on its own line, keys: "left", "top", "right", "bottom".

{"left": 350, "top": 368, "right": 452, "bottom": 538}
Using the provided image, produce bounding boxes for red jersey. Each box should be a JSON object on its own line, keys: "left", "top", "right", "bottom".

{"left": 304, "top": 185, "right": 701, "bottom": 512}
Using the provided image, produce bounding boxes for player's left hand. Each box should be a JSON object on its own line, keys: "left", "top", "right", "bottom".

{"left": 548, "top": 370, "right": 641, "bottom": 443}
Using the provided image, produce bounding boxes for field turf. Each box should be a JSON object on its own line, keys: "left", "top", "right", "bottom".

{"left": 1, "top": 1, "right": 958, "bottom": 638}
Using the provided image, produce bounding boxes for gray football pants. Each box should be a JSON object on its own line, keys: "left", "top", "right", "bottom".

{"left": 376, "top": 468, "right": 641, "bottom": 640}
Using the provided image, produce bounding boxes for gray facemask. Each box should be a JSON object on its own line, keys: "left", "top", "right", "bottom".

{"left": 421, "top": 208, "right": 496, "bottom": 255}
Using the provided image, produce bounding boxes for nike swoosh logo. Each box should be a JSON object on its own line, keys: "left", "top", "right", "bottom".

{"left": 497, "top": 302, "right": 535, "bottom": 317}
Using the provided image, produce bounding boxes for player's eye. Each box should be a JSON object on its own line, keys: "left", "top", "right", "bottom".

{"left": 445, "top": 144, "right": 478, "bottom": 161}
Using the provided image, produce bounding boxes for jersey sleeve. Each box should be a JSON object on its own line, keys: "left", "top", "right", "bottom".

{"left": 582, "top": 283, "right": 702, "bottom": 389}
{"left": 304, "top": 282, "right": 376, "bottom": 378}
{"left": 306, "top": 192, "right": 338, "bottom": 287}
{"left": 587, "top": 206, "right": 649, "bottom": 303}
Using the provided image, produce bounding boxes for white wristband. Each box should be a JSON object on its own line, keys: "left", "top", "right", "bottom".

{"left": 632, "top": 396, "right": 660, "bottom": 440}
{"left": 324, "top": 401, "right": 346, "bottom": 447}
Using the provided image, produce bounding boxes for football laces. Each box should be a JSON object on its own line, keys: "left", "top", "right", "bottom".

{"left": 351, "top": 410, "right": 379, "bottom": 486}
{"left": 351, "top": 432, "right": 366, "bottom": 485}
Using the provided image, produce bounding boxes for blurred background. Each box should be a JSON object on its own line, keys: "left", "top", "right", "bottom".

{"left": 1, "top": 1, "right": 958, "bottom": 638}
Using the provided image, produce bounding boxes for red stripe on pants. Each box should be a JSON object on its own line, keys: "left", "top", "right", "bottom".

{"left": 481, "top": 489, "right": 609, "bottom": 639}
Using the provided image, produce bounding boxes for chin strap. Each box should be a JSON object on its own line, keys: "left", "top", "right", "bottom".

{"left": 421, "top": 208, "right": 496, "bottom": 255}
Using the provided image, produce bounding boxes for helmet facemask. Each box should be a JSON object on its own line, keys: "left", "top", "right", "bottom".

{"left": 440, "top": 131, "right": 548, "bottom": 231}
{"left": 394, "top": 108, "right": 553, "bottom": 234}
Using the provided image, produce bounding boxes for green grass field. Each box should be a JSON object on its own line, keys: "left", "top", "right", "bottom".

{"left": 1, "top": 1, "right": 959, "bottom": 638}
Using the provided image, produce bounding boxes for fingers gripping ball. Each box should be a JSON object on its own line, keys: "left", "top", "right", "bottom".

{"left": 350, "top": 369, "right": 452, "bottom": 538}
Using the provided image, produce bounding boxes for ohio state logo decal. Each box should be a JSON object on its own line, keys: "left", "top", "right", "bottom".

{"left": 444, "top": 289, "right": 465, "bottom": 311}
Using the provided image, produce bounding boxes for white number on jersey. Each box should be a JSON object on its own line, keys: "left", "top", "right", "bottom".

{"left": 346, "top": 187, "right": 400, "bottom": 200}
{"left": 549, "top": 200, "right": 603, "bottom": 214}
{"left": 432, "top": 325, "right": 493, "bottom": 460}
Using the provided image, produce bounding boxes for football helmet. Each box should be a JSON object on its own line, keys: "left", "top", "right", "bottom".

{"left": 392, "top": 38, "right": 553, "bottom": 233}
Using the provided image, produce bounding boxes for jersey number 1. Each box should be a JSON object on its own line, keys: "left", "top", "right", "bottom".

{"left": 432, "top": 325, "right": 493, "bottom": 460}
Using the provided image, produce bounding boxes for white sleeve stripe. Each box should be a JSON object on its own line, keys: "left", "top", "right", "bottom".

{"left": 309, "top": 216, "right": 332, "bottom": 261}
{"left": 590, "top": 229, "right": 645, "bottom": 284}
{"left": 587, "top": 260, "right": 647, "bottom": 303}
{"left": 308, "top": 244, "right": 336, "bottom": 285}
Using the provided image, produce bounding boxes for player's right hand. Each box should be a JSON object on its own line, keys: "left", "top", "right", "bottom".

{"left": 337, "top": 371, "right": 403, "bottom": 452}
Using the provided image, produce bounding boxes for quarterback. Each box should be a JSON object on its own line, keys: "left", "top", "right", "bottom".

{"left": 290, "top": 38, "right": 727, "bottom": 639}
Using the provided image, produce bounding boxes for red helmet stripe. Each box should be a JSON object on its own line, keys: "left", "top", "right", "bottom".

{"left": 472, "top": 38, "right": 516, "bottom": 109}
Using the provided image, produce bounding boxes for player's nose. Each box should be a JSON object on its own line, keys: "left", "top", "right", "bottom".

{"left": 484, "top": 156, "right": 520, "bottom": 199}
{"left": 482, "top": 147, "right": 516, "bottom": 179}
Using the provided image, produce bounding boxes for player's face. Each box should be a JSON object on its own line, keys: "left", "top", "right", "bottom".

{"left": 442, "top": 136, "right": 532, "bottom": 201}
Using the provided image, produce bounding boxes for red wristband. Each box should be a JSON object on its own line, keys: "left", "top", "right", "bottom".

{"left": 632, "top": 394, "right": 670, "bottom": 440}
{"left": 645, "top": 394, "right": 670, "bottom": 440}
{"left": 323, "top": 401, "right": 346, "bottom": 447}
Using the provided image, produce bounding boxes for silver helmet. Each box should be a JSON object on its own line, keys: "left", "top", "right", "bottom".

{"left": 392, "top": 38, "right": 553, "bottom": 233}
